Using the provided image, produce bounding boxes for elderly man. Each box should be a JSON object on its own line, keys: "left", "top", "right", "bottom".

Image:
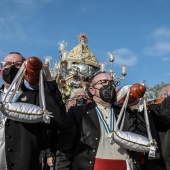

{"left": 55, "top": 72, "right": 145, "bottom": 170}
{"left": 65, "top": 88, "right": 89, "bottom": 112}
{"left": 0, "top": 52, "right": 66, "bottom": 170}
{"left": 145, "top": 84, "right": 170, "bottom": 170}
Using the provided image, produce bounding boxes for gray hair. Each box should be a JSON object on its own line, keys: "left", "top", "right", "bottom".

{"left": 70, "top": 88, "right": 89, "bottom": 99}
{"left": 159, "top": 84, "right": 170, "bottom": 98}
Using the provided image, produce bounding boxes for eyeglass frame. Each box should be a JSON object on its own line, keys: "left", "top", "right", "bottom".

{"left": 92, "top": 79, "right": 116, "bottom": 87}
{"left": 71, "top": 95, "right": 88, "bottom": 100}
{"left": 0, "top": 61, "right": 23, "bottom": 69}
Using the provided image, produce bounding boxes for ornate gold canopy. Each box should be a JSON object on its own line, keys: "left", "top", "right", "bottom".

{"left": 52, "top": 33, "right": 101, "bottom": 102}
{"left": 67, "top": 33, "right": 100, "bottom": 68}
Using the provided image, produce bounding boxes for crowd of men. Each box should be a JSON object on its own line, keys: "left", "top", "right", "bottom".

{"left": 0, "top": 52, "right": 170, "bottom": 170}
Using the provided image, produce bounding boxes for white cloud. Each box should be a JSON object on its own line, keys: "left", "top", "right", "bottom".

{"left": 14, "top": 0, "right": 55, "bottom": 5}
{"left": 14, "top": 0, "right": 35, "bottom": 5}
{"left": 150, "top": 27, "right": 170, "bottom": 39}
{"left": 0, "top": 0, "right": 52, "bottom": 44}
{"left": 114, "top": 48, "right": 138, "bottom": 67}
{"left": 163, "top": 57, "right": 170, "bottom": 61}
{"left": 0, "top": 15, "right": 27, "bottom": 42}
{"left": 144, "top": 42, "right": 170, "bottom": 56}
{"left": 143, "top": 27, "right": 170, "bottom": 57}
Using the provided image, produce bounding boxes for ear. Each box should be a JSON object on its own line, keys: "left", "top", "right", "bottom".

{"left": 0, "top": 69, "right": 2, "bottom": 77}
{"left": 88, "top": 87, "right": 95, "bottom": 96}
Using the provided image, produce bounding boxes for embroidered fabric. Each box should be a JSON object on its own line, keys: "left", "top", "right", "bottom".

{"left": 0, "top": 85, "right": 22, "bottom": 126}
{"left": 107, "top": 88, "right": 157, "bottom": 158}
{"left": 0, "top": 63, "right": 53, "bottom": 123}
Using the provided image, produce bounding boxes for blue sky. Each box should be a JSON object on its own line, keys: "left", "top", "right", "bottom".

{"left": 0, "top": 0, "right": 170, "bottom": 88}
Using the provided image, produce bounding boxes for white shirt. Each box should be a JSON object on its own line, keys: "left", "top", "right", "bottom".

{"left": 95, "top": 103, "right": 129, "bottom": 160}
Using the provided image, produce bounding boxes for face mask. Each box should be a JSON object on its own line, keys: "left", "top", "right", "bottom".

{"left": 76, "top": 98, "right": 87, "bottom": 106}
{"left": 99, "top": 83, "right": 116, "bottom": 103}
{"left": 24, "top": 79, "right": 39, "bottom": 91}
{"left": 2, "top": 65, "right": 19, "bottom": 84}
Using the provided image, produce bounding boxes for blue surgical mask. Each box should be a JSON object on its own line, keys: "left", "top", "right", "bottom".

{"left": 24, "top": 79, "right": 39, "bottom": 91}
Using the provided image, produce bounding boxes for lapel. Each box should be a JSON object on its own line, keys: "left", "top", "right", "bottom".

{"left": 17, "top": 89, "right": 38, "bottom": 103}
{"left": 0, "top": 84, "right": 38, "bottom": 103}
{"left": 87, "top": 102, "right": 121, "bottom": 132}
{"left": 87, "top": 102, "right": 101, "bottom": 133}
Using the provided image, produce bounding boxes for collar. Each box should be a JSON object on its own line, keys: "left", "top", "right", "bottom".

{"left": 3, "top": 83, "right": 17, "bottom": 93}
{"left": 96, "top": 102, "right": 111, "bottom": 109}
{"left": 0, "top": 83, "right": 22, "bottom": 96}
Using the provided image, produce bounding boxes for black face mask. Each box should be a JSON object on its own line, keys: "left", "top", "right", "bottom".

{"left": 2, "top": 65, "right": 19, "bottom": 84}
{"left": 76, "top": 98, "right": 87, "bottom": 106}
{"left": 99, "top": 83, "right": 116, "bottom": 103}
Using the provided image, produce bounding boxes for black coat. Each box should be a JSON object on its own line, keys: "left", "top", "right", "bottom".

{"left": 146, "top": 96, "right": 170, "bottom": 170}
{"left": 1, "top": 81, "right": 66, "bottom": 170}
{"left": 56, "top": 101, "right": 146, "bottom": 170}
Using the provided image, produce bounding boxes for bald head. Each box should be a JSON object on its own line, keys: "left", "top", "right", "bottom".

{"left": 3, "top": 52, "right": 25, "bottom": 63}
{"left": 159, "top": 84, "right": 170, "bottom": 98}
{"left": 0, "top": 52, "right": 26, "bottom": 88}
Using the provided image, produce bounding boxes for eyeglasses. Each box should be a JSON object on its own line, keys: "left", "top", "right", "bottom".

{"left": 92, "top": 79, "right": 115, "bottom": 87}
{"left": 1, "top": 61, "right": 23, "bottom": 68}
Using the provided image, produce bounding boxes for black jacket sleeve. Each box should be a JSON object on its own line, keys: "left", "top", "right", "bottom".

{"left": 55, "top": 106, "right": 82, "bottom": 170}
{"left": 147, "top": 96, "right": 170, "bottom": 127}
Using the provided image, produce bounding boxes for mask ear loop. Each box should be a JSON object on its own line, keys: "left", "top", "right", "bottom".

{"left": 2, "top": 62, "right": 25, "bottom": 102}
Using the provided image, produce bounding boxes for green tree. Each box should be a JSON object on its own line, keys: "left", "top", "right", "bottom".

{"left": 145, "top": 81, "right": 166, "bottom": 100}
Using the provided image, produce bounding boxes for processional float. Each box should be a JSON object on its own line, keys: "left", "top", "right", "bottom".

{"left": 45, "top": 33, "right": 128, "bottom": 102}
{"left": 46, "top": 33, "right": 157, "bottom": 157}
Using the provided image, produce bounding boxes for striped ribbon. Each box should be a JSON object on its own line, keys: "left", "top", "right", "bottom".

{"left": 95, "top": 106, "right": 114, "bottom": 133}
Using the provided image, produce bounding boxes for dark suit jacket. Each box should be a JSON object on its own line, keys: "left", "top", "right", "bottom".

{"left": 146, "top": 96, "right": 170, "bottom": 170}
{"left": 56, "top": 101, "right": 145, "bottom": 170}
{"left": 1, "top": 81, "right": 66, "bottom": 170}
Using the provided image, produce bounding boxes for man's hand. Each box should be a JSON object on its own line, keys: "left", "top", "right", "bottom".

{"left": 47, "top": 157, "right": 54, "bottom": 167}
{"left": 42, "top": 63, "right": 53, "bottom": 81}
